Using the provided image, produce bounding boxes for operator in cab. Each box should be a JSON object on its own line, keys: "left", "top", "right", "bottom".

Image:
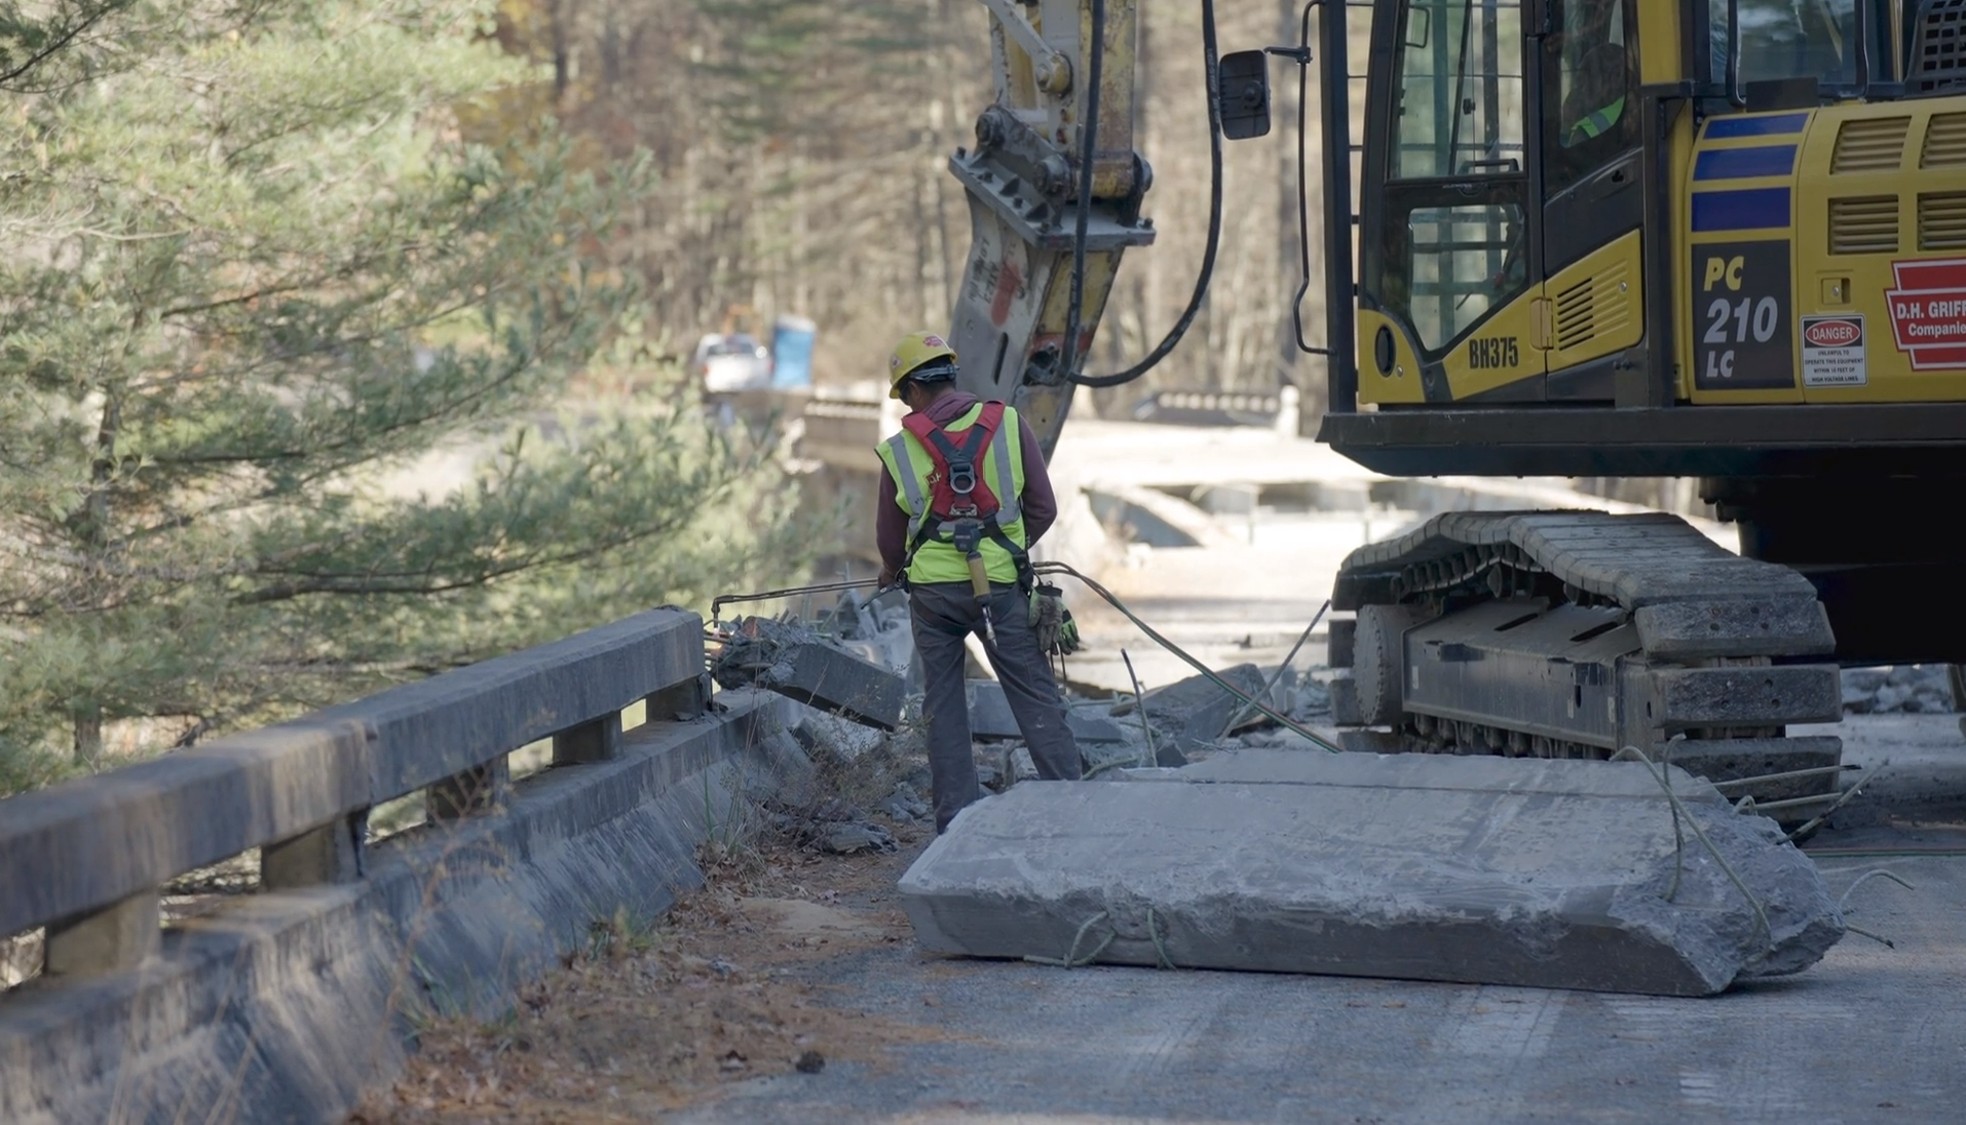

{"left": 1562, "top": 0, "right": 1628, "bottom": 147}
{"left": 874, "top": 332, "right": 1082, "bottom": 834}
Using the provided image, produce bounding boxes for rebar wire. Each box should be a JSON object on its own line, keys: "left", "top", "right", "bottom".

{"left": 1224, "top": 601, "right": 1332, "bottom": 732}
{"left": 1121, "top": 648, "right": 1158, "bottom": 768}
{"left": 1837, "top": 869, "right": 1915, "bottom": 913}
{"left": 1033, "top": 561, "right": 1344, "bottom": 753}
{"left": 1024, "top": 911, "right": 1117, "bottom": 968}
{"left": 1613, "top": 745, "right": 1771, "bottom": 946}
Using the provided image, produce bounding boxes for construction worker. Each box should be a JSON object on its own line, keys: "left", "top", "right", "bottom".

{"left": 1562, "top": 1, "right": 1628, "bottom": 148}
{"left": 875, "top": 331, "right": 1082, "bottom": 833}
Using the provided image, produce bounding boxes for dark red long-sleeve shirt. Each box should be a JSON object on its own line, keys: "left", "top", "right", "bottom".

{"left": 876, "top": 391, "right": 1057, "bottom": 585}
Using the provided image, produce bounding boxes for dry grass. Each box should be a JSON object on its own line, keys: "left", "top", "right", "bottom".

{"left": 352, "top": 829, "right": 941, "bottom": 1123}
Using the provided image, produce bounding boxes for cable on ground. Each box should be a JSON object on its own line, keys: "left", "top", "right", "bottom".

{"left": 1033, "top": 560, "right": 1344, "bottom": 754}
{"left": 1061, "top": 0, "right": 1226, "bottom": 387}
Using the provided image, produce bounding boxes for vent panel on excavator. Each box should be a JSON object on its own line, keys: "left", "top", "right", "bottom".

{"left": 1910, "top": 0, "right": 1966, "bottom": 95}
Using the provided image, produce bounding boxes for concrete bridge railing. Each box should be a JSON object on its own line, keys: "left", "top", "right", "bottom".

{"left": 0, "top": 607, "right": 801, "bottom": 1124}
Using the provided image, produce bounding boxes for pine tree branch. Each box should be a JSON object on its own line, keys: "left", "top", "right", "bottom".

{"left": 0, "top": 2, "right": 122, "bottom": 88}
{"left": 147, "top": 341, "right": 552, "bottom": 466}
{"left": 158, "top": 280, "right": 314, "bottom": 321}
{"left": 235, "top": 498, "right": 723, "bottom": 607}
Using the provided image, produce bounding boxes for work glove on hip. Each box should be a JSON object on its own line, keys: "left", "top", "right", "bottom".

{"left": 1029, "top": 583, "right": 1080, "bottom": 656}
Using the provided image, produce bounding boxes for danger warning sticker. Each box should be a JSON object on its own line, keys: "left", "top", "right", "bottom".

{"left": 1886, "top": 259, "right": 1966, "bottom": 370}
{"left": 1801, "top": 315, "right": 1866, "bottom": 387}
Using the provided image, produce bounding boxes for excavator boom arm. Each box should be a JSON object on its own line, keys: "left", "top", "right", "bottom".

{"left": 947, "top": 0, "right": 1156, "bottom": 457}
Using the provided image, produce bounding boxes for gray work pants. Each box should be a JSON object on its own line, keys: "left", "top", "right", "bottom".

{"left": 909, "top": 580, "right": 1081, "bottom": 832}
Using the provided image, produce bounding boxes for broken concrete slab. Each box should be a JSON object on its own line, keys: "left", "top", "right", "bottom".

{"left": 1070, "top": 697, "right": 1130, "bottom": 727}
{"left": 1236, "top": 664, "right": 1299, "bottom": 730}
{"left": 1081, "top": 740, "right": 1150, "bottom": 778}
{"left": 1289, "top": 677, "right": 1332, "bottom": 720}
{"left": 880, "top": 783, "right": 932, "bottom": 823}
{"left": 965, "top": 681, "right": 1131, "bottom": 744}
{"left": 1115, "top": 664, "right": 1269, "bottom": 757}
{"left": 790, "top": 709, "right": 886, "bottom": 768}
{"left": 712, "top": 617, "right": 906, "bottom": 730}
{"left": 824, "top": 589, "right": 920, "bottom": 691}
{"left": 899, "top": 758, "right": 1844, "bottom": 997}
{"left": 1126, "top": 749, "right": 1732, "bottom": 801}
{"left": 817, "top": 821, "right": 897, "bottom": 855}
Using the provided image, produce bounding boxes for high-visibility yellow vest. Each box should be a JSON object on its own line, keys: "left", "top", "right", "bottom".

{"left": 875, "top": 402, "right": 1030, "bottom": 585}
{"left": 1572, "top": 95, "right": 1627, "bottom": 141}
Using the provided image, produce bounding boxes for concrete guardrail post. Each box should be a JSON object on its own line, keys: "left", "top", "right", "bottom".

{"left": 43, "top": 890, "right": 160, "bottom": 978}
{"left": 644, "top": 671, "right": 711, "bottom": 723}
{"left": 262, "top": 813, "right": 364, "bottom": 889}
{"left": 552, "top": 713, "right": 623, "bottom": 765}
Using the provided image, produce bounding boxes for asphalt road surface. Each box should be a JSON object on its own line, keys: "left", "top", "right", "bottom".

{"left": 676, "top": 854, "right": 1962, "bottom": 1124}
{"left": 673, "top": 741, "right": 1966, "bottom": 1124}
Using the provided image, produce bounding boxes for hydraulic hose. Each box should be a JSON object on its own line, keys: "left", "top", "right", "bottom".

{"left": 1062, "top": 0, "right": 1226, "bottom": 389}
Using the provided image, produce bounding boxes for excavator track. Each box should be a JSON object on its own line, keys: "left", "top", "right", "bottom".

{"left": 1330, "top": 511, "right": 1846, "bottom": 822}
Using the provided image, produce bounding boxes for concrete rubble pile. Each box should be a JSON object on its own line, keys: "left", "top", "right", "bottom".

{"left": 817, "top": 588, "right": 921, "bottom": 692}
{"left": 1840, "top": 665, "right": 1960, "bottom": 715}
{"left": 968, "top": 658, "right": 1334, "bottom": 784}
{"left": 714, "top": 586, "right": 1338, "bottom": 782}
{"left": 711, "top": 611, "right": 909, "bottom": 730}
{"left": 742, "top": 714, "right": 937, "bottom": 857}
{"left": 900, "top": 750, "right": 1846, "bottom": 997}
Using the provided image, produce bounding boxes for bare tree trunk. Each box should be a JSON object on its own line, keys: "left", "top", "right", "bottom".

{"left": 1276, "top": 0, "right": 1303, "bottom": 415}
{"left": 792, "top": 140, "right": 812, "bottom": 314}
{"left": 933, "top": 139, "right": 955, "bottom": 321}
{"left": 72, "top": 708, "right": 101, "bottom": 769}
{"left": 912, "top": 157, "right": 932, "bottom": 326}
{"left": 550, "top": 0, "right": 572, "bottom": 104}
{"left": 599, "top": 1, "right": 622, "bottom": 88}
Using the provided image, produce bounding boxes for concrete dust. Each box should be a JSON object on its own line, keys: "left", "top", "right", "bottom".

{"left": 353, "top": 838, "right": 944, "bottom": 1123}
{"left": 737, "top": 898, "right": 889, "bottom": 948}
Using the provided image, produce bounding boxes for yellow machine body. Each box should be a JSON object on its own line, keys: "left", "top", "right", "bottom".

{"left": 1350, "top": 0, "right": 1966, "bottom": 412}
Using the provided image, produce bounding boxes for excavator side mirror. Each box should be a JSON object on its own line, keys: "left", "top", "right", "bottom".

{"left": 1217, "top": 50, "right": 1272, "bottom": 140}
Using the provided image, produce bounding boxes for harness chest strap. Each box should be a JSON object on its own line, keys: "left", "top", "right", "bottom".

{"left": 882, "top": 404, "right": 1024, "bottom": 559}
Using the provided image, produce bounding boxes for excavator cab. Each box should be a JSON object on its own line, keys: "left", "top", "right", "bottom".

{"left": 1355, "top": 0, "right": 1643, "bottom": 407}
{"left": 945, "top": 0, "right": 1966, "bottom": 819}
{"left": 1215, "top": 0, "right": 1966, "bottom": 814}
{"left": 1280, "top": 2, "right": 1900, "bottom": 411}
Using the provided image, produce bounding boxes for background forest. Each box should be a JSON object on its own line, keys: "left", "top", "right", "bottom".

{"left": 493, "top": 0, "right": 1330, "bottom": 406}
{"left": 0, "top": 0, "right": 1333, "bottom": 791}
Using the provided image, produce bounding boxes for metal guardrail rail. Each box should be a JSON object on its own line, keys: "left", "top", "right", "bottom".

{"left": 0, "top": 608, "right": 710, "bottom": 981}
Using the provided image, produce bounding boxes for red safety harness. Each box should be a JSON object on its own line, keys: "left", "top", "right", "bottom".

{"left": 900, "top": 403, "right": 1030, "bottom": 582}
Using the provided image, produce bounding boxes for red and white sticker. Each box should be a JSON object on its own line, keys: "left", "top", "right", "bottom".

{"left": 1886, "top": 259, "right": 1966, "bottom": 370}
{"left": 1800, "top": 315, "right": 1866, "bottom": 387}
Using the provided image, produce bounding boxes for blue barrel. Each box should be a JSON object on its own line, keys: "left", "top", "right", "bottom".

{"left": 770, "top": 315, "right": 817, "bottom": 388}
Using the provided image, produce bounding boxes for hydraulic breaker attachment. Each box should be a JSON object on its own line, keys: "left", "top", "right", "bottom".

{"left": 948, "top": 0, "right": 1156, "bottom": 457}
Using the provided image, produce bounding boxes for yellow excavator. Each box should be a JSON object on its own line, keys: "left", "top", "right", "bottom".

{"left": 945, "top": 0, "right": 1966, "bottom": 820}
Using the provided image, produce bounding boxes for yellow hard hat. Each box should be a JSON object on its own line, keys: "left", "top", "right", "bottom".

{"left": 887, "top": 331, "right": 959, "bottom": 400}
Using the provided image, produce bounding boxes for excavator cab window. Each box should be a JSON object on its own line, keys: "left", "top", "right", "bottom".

{"left": 1372, "top": 0, "right": 1530, "bottom": 354}
{"left": 1547, "top": 0, "right": 1637, "bottom": 195}
{"left": 1704, "top": 0, "right": 1898, "bottom": 96}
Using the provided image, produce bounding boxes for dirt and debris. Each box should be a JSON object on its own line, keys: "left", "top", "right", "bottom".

{"left": 1841, "top": 666, "right": 1961, "bottom": 715}
{"left": 817, "top": 588, "right": 918, "bottom": 688}
{"left": 349, "top": 673, "right": 979, "bottom": 1124}
{"left": 354, "top": 821, "right": 939, "bottom": 1123}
